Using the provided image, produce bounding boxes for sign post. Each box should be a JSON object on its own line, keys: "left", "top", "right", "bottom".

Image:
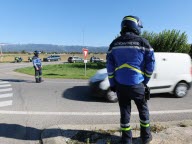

{"left": 82, "top": 48, "right": 88, "bottom": 76}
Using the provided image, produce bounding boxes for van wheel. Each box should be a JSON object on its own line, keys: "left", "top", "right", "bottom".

{"left": 174, "top": 83, "right": 188, "bottom": 98}
{"left": 105, "top": 90, "right": 118, "bottom": 103}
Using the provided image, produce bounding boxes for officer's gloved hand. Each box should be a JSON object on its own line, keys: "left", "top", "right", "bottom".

{"left": 110, "top": 86, "right": 116, "bottom": 92}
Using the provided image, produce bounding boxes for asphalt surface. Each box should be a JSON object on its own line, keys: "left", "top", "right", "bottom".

{"left": 0, "top": 62, "right": 192, "bottom": 144}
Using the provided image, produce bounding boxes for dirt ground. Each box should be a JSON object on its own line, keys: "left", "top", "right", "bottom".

{"left": 0, "top": 53, "right": 107, "bottom": 62}
{"left": 41, "top": 120, "right": 192, "bottom": 144}
{"left": 67, "top": 120, "right": 192, "bottom": 144}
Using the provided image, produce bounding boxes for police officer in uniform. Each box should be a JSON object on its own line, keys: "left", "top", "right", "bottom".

{"left": 32, "top": 50, "right": 42, "bottom": 83}
{"left": 106, "top": 15, "right": 155, "bottom": 144}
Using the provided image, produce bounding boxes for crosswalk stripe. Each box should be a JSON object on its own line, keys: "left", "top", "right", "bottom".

{"left": 0, "top": 93, "right": 13, "bottom": 98}
{"left": 0, "top": 88, "right": 13, "bottom": 92}
{"left": 0, "top": 81, "right": 9, "bottom": 84}
{"left": 0, "top": 81, "right": 13, "bottom": 107}
{"left": 0, "top": 100, "right": 12, "bottom": 107}
{"left": 0, "top": 84, "right": 11, "bottom": 88}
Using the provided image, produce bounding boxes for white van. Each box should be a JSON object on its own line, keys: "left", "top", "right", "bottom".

{"left": 89, "top": 52, "right": 192, "bottom": 102}
{"left": 148, "top": 52, "right": 192, "bottom": 97}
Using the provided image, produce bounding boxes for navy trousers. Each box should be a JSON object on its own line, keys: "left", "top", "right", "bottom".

{"left": 116, "top": 83, "right": 151, "bottom": 144}
{"left": 34, "top": 67, "right": 42, "bottom": 83}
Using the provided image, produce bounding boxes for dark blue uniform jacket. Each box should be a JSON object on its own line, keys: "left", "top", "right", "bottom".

{"left": 106, "top": 32, "right": 155, "bottom": 87}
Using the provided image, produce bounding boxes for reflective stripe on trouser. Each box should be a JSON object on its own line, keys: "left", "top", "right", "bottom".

{"left": 116, "top": 82, "right": 151, "bottom": 143}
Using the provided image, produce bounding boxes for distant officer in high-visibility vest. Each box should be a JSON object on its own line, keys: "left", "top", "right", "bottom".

{"left": 106, "top": 15, "right": 155, "bottom": 144}
{"left": 32, "top": 50, "right": 42, "bottom": 83}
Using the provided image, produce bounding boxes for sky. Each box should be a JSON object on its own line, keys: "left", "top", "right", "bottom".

{"left": 0, "top": 0, "right": 191, "bottom": 47}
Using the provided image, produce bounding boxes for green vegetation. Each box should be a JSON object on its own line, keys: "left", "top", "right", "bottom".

{"left": 142, "top": 29, "right": 191, "bottom": 54}
{"left": 9, "top": 29, "right": 192, "bottom": 79}
{"left": 15, "top": 62, "right": 106, "bottom": 79}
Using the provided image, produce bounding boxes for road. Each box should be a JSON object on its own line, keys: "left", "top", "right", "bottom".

{"left": 0, "top": 62, "right": 192, "bottom": 144}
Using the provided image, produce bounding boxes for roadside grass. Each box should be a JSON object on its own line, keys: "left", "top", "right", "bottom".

{"left": 14, "top": 62, "right": 106, "bottom": 79}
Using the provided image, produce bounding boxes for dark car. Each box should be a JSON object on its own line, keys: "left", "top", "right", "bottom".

{"left": 68, "top": 56, "right": 84, "bottom": 63}
{"left": 90, "top": 56, "right": 104, "bottom": 63}
{"left": 43, "top": 55, "right": 61, "bottom": 62}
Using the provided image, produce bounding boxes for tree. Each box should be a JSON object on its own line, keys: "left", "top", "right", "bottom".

{"left": 189, "top": 44, "right": 192, "bottom": 58}
{"left": 141, "top": 29, "right": 190, "bottom": 53}
{"left": 21, "top": 50, "right": 27, "bottom": 54}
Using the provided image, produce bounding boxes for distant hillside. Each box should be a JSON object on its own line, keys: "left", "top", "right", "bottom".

{"left": 0, "top": 43, "right": 108, "bottom": 53}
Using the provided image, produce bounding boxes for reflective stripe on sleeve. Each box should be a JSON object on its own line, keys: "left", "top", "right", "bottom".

{"left": 144, "top": 73, "right": 152, "bottom": 78}
{"left": 108, "top": 75, "right": 114, "bottom": 79}
{"left": 108, "top": 72, "right": 114, "bottom": 79}
{"left": 108, "top": 72, "right": 114, "bottom": 75}
{"left": 145, "top": 69, "right": 153, "bottom": 75}
{"left": 145, "top": 70, "right": 153, "bottom": 78}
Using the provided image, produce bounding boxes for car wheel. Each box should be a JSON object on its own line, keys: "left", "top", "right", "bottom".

{"left": 48, "top": 59, "right": 51, "bottom": 62}
{"left": 174, "top": 82, "right": 188, "bottom": 98}
{"left": 105, "top": 90, "right": 118, "bottom": 103}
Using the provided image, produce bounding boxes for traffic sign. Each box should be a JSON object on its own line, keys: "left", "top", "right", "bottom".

{"left": 82, "top": 48, "right": 88, "bottom": 59}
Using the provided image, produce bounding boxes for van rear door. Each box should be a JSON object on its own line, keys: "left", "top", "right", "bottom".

{"left": 148, "top": 53, "right": 173, "bottom": 93}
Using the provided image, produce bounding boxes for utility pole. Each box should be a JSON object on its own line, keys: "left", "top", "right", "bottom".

{"left": 82, "top": 27, "right": 87, "bottom": 76}
{"left": 82, "top": 27, "right": 85, "bottom": 47}
{"left": 0, "top": 46, "right": 2, "bottom": 62}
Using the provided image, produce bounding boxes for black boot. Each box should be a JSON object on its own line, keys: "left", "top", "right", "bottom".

{"left": 39, "top": 77, "right": 42, "bottom": 83}
{"left": 141, "top": 134, "right": 152, "bottom": 144}
{"left": 140, "top": 126, "right": 152, "bottom": 144}
{"left": 35, "top": 78, "right": 39, "bottom": 83}
{"left": 121, "top": 130, "right": 132, "bottom": 144}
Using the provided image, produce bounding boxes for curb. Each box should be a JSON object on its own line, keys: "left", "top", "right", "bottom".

{"left": 41, "top": 120, "right": 192, "bottom": 144}
{"left": 41, "top": 124, "right": 120, "bottom": 144}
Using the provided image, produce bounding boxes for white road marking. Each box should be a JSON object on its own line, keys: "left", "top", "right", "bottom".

{"left": 0, "top": 100, "right": 12, "bottom": 107}
{"left": 0, "top": 81, "right": 13, "bottom": 107}
{"left": 0, "top": 88, "right": 12, "bottom": 92}
{"left": 0, "top": 84, "right": 11, "bottom": 88}
{"left": 0, "top": 81, "right": 9, "bottom": 84}
{"left": 0, "top": 93, "right": 13, "bottom": 98}
{"left": 46, "top": 81, "right": 88, "bottom": 84}
{"left": 0, "top": 109, "right": 192, "bottom": 115}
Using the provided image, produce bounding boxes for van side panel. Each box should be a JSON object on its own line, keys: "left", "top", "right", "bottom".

{"left": 148, "top": 53, "right": 192, "bottom": 94}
